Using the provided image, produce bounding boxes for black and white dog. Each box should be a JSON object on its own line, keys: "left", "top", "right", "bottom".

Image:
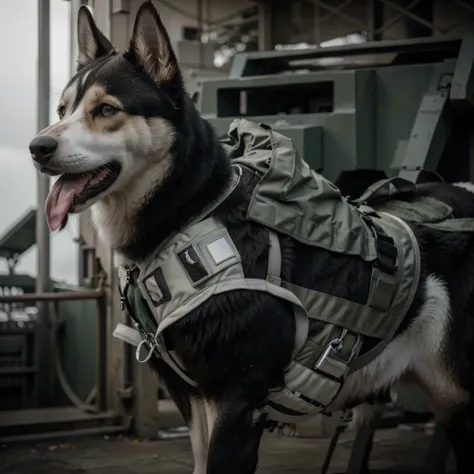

{"left": 28, "top": 2, "right": 474, "bottom": 472}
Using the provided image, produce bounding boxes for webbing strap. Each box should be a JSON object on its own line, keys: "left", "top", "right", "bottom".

{"left": 113, "top": 323, "right": 143, "bottom": 347}
{"left": 354, "top": 177, "right": 416, "bottom": 204}
{"left": 265, "top": 230, "right": 363, "bottom": 413}
{"left": 282, "top": 328, "right": 361, "bottom": 416}
{"left": 267, "top": 231, "right": 282, "bottom": 282}
{"left": 360, "top": 213, "right": 399, "bottom": 313}
{"left": 423, "top": 217, "right": 474, "bottom": 232}
{"left": 112, "top": 322, "right": 198, "bottom": 386}
{"left": 159, "top": 349, "right": 198, "bottom": 387}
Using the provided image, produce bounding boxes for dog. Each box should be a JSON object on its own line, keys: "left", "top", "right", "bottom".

{"left": 28, "top": 2, "right": 474, "bottom": 472}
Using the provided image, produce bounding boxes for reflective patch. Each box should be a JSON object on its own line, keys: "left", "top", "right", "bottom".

{"left": 206, "top": 236, "right": 235, "bottom": 265}
{"left": 144, "top": 267, "right": 172, "bottom": 307}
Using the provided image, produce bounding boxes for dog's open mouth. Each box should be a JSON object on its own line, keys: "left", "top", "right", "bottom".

{"left": 45, "top": 161, "right": 121, "bottom": 231}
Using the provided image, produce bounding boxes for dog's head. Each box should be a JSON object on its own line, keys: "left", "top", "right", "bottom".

{"left": 29, "top": 1, "right": 184, "bottom": 232}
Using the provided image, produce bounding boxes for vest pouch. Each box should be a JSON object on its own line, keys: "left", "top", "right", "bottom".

{"left": 137, "top": 218, "right": 243, "bottom": 332}
{"left": 229, "top": 118, "right": 378, "bottom": 262}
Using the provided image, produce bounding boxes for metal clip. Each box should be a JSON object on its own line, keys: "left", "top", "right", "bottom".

{"left": 329, "top": 328, "right": 348, "bottom": 354}
{"left": 119, "top": 266, "right": 134, "bottom": 312}
{"left": 315, "top": 329, "right": 352, "bottom": 380}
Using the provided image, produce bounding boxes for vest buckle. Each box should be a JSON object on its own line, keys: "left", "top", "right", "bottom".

{"left": 314, "top": 329, "right": 360, "bottom": 381}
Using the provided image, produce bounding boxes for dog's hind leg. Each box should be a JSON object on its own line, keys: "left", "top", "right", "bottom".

{"left": 441, "top": 405, "right": 474, "bottom": 474}
{"left": 416, "top": 375, "right": 472, "bottom": 473}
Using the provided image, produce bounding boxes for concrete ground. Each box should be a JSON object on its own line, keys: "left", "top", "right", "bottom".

{"left": 0, "top": 426, "right": 456, "bottom": 474}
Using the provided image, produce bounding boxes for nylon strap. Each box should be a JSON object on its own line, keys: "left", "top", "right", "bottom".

{"left": 267, "top": 231, "right": 282, "bottom": 282}
{"left": 354, "top": 177, "right": 416, "bottom": 204}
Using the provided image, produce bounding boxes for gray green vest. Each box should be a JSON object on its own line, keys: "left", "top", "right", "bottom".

{"left": 113, "top": 119, "right": 470, "bottom": 423}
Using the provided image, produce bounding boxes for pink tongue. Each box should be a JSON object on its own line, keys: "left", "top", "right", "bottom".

{"left": 45, "top": 175, "right": 92, "bottom": 231}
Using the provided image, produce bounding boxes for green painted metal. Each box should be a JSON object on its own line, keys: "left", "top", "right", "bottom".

{"left": 0, "top": 278, "right": 97, "bottom": 409}
{"left": 397, "top": 62, "right": 454, "bottom": 183}
{"left": 0, "top": 274, "right": 36, "bottom": 292}
{"left": 199, "top": 59, "right": 462, "bottom": 186}
{"left": 199, "top": 69, "right": 377, "bottom": 183}
{"left": 198, "top": 34, "right": 474, "bottom": 193}
{"left": 392, "top": 383, "right": 431, "bottom": 413}
{"left": 0, "top": 208, "right": 36, "bottom": 259}
{"left": 450, "top": 32, "right": 474, "bottom": 109}
{"left": 0, "top": 207, "right": 97, "bottom": 408}
{"left": 52, "top": 285, "right": 97, "bottom": 407}
{"left": 228, "top": 37, "right": 462, "bottom": 79}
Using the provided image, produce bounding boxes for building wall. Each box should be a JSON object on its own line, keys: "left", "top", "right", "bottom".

{"left": 85, "top": 0, "right": 252, "bottom": 52}
{"left": 266, "top": 0, "right": 474, "bottom": 46}
{"left": 130, "top": 0, "right": 250, "bottom": 51}
{"left": 77, "top": 0, "right": 474, "bottom": 61}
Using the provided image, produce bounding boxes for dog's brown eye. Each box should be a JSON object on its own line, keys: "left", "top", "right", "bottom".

{"left": 57, "top": 106, "right": 66, "bottom": 119}
{"left": 98, "top": 104, "right": 119, "bottom": 118}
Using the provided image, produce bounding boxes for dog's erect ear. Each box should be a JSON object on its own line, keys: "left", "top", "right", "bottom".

{"left": 128, "top": 1, "right": 181, "bottom": 84}
{"left": 77, "top": 6, "right": 115, "bottom": 71}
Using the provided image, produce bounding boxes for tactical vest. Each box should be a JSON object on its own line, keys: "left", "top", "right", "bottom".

{"left": 113, "top": 119, "right": 471, "bottom": 424}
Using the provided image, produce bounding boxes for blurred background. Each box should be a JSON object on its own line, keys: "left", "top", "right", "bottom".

{"left": 0, "top": 0, "right": 72, "bottom": 283}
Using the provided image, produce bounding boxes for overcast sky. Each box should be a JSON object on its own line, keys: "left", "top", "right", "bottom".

{"left": 0, "top": 0, "right": 78, "bottom": 284}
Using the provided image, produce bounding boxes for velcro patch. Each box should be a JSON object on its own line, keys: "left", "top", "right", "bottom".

{"left": 206, "top": 236, "right": 235, "bottom": 265}
{"left": 144, "top": 267, "right": 172, "bottom": 307}
{"left": 177, "top": 245, "right": 209, "bottom": 283}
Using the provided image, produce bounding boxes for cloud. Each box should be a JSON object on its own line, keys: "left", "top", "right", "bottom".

{"left": 0, "top": 0, "right": 78, "bottom": 284}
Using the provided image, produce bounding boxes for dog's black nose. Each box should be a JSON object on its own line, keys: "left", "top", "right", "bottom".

{"left": 29, "top": 136, "right": 58, "bottom": 164}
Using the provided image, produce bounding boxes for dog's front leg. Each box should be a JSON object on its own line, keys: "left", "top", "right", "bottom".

{"left": 206, "top": 393, "right": 268, "bottom": 474}
{"left": 150, "top": 357, "right": 193, "bottom": 425}
{"left": 189, "top": 397, "right": 210, "bottom": 474}
{"left": 150, "top": 359, "right": 213, "bottom": 474}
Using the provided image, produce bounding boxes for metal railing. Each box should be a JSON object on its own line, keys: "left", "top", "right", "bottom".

{"left": 0, "top": 288, "right": 108, "bottom": 412}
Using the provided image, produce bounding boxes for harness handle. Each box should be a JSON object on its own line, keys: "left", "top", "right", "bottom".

{"left": 353, "top": 177, "right": 416, "bottom": 205}
{"left": 135, "top": 335, "right": 157, "bottom": 363}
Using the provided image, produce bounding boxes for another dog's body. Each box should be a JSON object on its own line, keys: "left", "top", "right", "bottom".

{"left": 29, "top": 3, "right": 474, "bottom": 472}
